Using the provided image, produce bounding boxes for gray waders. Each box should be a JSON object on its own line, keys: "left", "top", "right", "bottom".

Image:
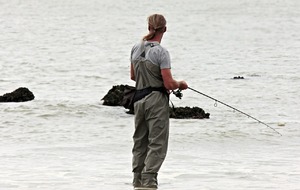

{"left": 132, "top": 91, "right": 169, "bottom": 188}
{"left": 131, "top": 41, "right": 170, "bottom": 189}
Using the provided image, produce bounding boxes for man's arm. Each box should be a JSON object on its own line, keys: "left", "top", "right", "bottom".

{"left": 161, "top": 68, "right": 187, "bottom": 90}
{"left": 130, "top": 63, "right": 135, "bottom": 81}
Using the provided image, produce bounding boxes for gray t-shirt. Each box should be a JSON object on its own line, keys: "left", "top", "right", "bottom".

{"left": 130, "top": 41, "right": 171, "bottom": 69}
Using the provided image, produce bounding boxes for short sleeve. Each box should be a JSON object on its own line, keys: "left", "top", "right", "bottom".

{"left": 159, "top": 49, "right": 171, "bottom": 69}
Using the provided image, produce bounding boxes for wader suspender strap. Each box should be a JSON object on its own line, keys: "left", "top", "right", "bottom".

{"left": 133, "top": 42, "right": 169, "bottom": 103}
{"left": 140, "top": 42, "right": 157, "bottom": 58}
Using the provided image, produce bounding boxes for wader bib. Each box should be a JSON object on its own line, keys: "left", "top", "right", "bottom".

{"left": 131, "top": 42, "right": 169, "bottom": 187}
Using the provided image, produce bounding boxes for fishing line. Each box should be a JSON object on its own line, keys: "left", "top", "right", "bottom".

{"left": 187, "top": 87, "right": 282, "bottom": 136}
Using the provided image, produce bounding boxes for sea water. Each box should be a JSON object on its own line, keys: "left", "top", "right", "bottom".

{"left": 0, "top": 0, "right": 299, "bottom": 189}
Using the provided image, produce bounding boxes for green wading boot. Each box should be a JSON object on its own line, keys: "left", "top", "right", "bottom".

{"left": 134, "top": 173, "right": 158, "bottom": 189}
{"left": 133, "top": 173, "right": 142, "bottom": 188}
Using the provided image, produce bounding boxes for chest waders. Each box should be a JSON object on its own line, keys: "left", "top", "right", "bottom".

{"left": 132, "top": 42, "right": 170, "bottom": 189}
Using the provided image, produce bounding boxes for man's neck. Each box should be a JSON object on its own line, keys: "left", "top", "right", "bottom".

{"left": 148, "top": 34, "right": 163, "bottom": 43}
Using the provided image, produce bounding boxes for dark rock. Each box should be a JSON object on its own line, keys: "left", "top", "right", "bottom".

{"left": 0, "top": 87, "right": 35, "bottom": 102}
{"left": 101, "top": 85, "right": 126, "bottom": 106}
{"left": 170, "top": 106, "right": 210, "bottom": 119}
{"left": 233, "top": 76, "right": 244, "bottom": 79}
{"left": 102, "top": 85, "right": 210, "bottom": 119}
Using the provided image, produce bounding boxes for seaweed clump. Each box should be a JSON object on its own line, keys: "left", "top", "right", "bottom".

{"left": 101, "top": 85, "right": 210, "bottom": 119}
{"left": 0, "top": 87, "right": 35, "bottom": 102}
{"left": 170, "top": 106, "right": 210, "bottom": 119}
{"left": 101, "top": 85, "right": 126, "bottom": 106}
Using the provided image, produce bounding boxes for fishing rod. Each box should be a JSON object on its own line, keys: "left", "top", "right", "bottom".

{"left": 180, "top": 87, "right": 282, "bottom": 136}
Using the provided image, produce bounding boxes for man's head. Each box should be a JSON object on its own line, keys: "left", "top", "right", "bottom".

{"left": 143, "top": 14, "right": 167, "bottom": 41}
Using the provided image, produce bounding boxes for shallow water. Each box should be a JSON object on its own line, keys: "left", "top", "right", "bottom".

{"left": 1, "top": 0, "right": 300, "bottom": 189}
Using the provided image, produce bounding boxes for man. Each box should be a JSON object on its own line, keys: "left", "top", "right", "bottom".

{"left": 130, "top": 14, "right": 188, "bottom": 189}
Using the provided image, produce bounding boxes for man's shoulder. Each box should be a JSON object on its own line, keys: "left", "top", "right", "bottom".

{"left": 132, "top": 41, "right": 143, "bottom": 49}
{"left": 146, "top": 42, "right": 168, "bottom": 53}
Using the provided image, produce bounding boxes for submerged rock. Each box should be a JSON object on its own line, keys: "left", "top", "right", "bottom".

{"left": 101, "top": 85, "right": 127, "bottom": 106}
{"left": 170, "top": 106, "right": 210, "bottom": 119}
{"left": 101, "top": 85, "right": 210, "bottom": 119}
{"left": 233, "top": 76, "right": 244, "bottom": 79}
{"left": 0, "top": 87, "right": 35, "bottom": 102}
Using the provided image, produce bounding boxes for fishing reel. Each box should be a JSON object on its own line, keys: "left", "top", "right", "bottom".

{"left": 172, "top": 89, "right": 183, "bottom": 99}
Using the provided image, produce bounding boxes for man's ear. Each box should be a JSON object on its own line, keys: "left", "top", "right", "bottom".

{"left": 164, "top": 26, "right": 167, "bottom": 32}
